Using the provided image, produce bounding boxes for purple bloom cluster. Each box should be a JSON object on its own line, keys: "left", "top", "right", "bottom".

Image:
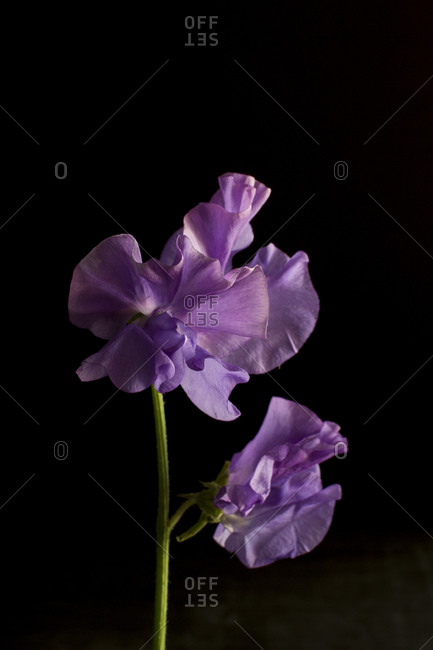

{"left": 69, "top": 172, "right": 346, "bottom": 570}
{"left": 213, "top": 397, "right": 347, "bottom": 567}
{"left": 69, "top": 173, "right": 319, "bottom": 420}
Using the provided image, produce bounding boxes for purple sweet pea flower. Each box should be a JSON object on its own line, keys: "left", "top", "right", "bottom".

{"left": 69, "top": 173, "right": 319, "bottom": 420}
{"left": 213, "top": 397, "right": 347, "bottom": 567}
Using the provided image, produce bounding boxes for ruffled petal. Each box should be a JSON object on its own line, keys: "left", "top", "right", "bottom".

{"left": 181, "top": 173, "right": 270, "bottom": 271}
{"left": 143, "top": 313, "right": 189, "bottom": 392}
{"left": 160, "top": 227, "right": 183, "bottom": 265}
{"left": 168, "top": 236, "right": 269, "bottom": 339}
{"left": 183, "top": 202, "right": 252, "bottom": 272}
{"left": 222, "top": 245, "right": 319, "bottom": 373}
{"left": 160, "top": 174, "right": 270, "bottom": 273}
{"left": 210, "top": 172, "right": 271, "bottom": 221}
{"left": 133, "top": 256, "right": 181, "bottom": 311}
{"left": 210, "top": 174, "right": 256, "bottom": 213}
{"left": 167, "top": 235, "right": 231, "bottom": 303}
{"left": 214, "top": 454, "right": 275, "bottom": 517}
{"left": 225, "top": 222, "right": 254, "bottom": 271}
{"left": 214, "top": 483, "right": 341, "bottom": 568}
{"left": 69, "top": 235, "right": 151, "bottom": 339}
{"left": 76, "top": 316, "right": 186, "bottom": 393}
{"left": 229, "top": 397, "right": 346, "bottom": 486}
{"left": 210, "top": 173, "right": 271, "bottom": 270}
{"left": 180, "top": 346, "right": 249, "bottom": 421}
{"left": 77, "top": 324, "right": 164, "bottom": 392}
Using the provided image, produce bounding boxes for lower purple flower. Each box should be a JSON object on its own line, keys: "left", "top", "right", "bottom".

{"left": 213, "top": 397, "right": 347, "bottom": 567}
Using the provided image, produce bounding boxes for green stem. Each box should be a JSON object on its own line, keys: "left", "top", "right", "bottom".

{"left": 151, "top": 386, "right": 170, "bottom": 650}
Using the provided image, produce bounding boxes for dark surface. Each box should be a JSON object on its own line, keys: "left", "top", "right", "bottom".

{"left": 1, "top": 3, "right": 432, "bottom": 648}
{"left": 4, "top": 531, "right": 433, "bottom": 649}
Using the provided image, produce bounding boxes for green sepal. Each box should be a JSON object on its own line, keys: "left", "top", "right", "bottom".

{"left": 175, "top": 460, "right": 230, "bottom": 542}
{"left": 199, "top": 459, "right": 230, "bottom": 491}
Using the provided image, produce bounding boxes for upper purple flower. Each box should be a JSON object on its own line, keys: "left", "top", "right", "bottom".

{"left": 68, "top": 173, "right": 319, "bottom": 420}
{"left": 213, "top": 397, "right": 347, "bottom": 567}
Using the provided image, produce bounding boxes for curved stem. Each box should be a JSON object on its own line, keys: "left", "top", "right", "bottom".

{"left": 168, "top": 498, "right": 195, "bottom": 533}
{"left": 176, "top": 513, "right": 209, "bottom": 543}
{"left": 151, "top": 386, "right": 170, "bottom": 650}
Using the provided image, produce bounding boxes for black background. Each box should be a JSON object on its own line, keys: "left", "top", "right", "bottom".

{"left": 1, "top": 3, "right": 432, "bottom": 648}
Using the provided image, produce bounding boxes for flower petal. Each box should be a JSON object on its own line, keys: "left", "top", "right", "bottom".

{"left": 214, "top": 454, "right": 275, "bottom": 517}
{"left": 210, "top": 172, "right": 271, "bottom": 220}
{"left": 222, "top": 245, "right": 319, "bottom": 373}
{"left": 214, "top": 483, "right": 341, "bottom": 568}
{"left": 180, "top": 346, "right": 249, "bottom": 421}
{"left": 225, "top": 222, "right": 254, "bottom": 271}
{"left": 69, "top": 235, "right": 150, "bottom": 339}
{"left": 168, "top": 236, "right": 269, "bottom": 339}
{"left": 160, "top": 173, "right": 269, "bottom": 272}
{"left": 167, "top": 235, "right": 231, "bottom": 303}
{"left": 160, "top": 227, "right": 183, "bottom": 265}
{"left": 182, "top": 173, "right": 270, "bottom": 271}
{"left": 229, "top": 397, "right": 346, "bottom": 487}
{"left": 143, "top": 313, "right": 190, "bottom": 392}
{"left": 183, "top": 202, "right": 252, "bottom": 272}
{"left": 76, "top": 319, "right": 185, "bottom": 393}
